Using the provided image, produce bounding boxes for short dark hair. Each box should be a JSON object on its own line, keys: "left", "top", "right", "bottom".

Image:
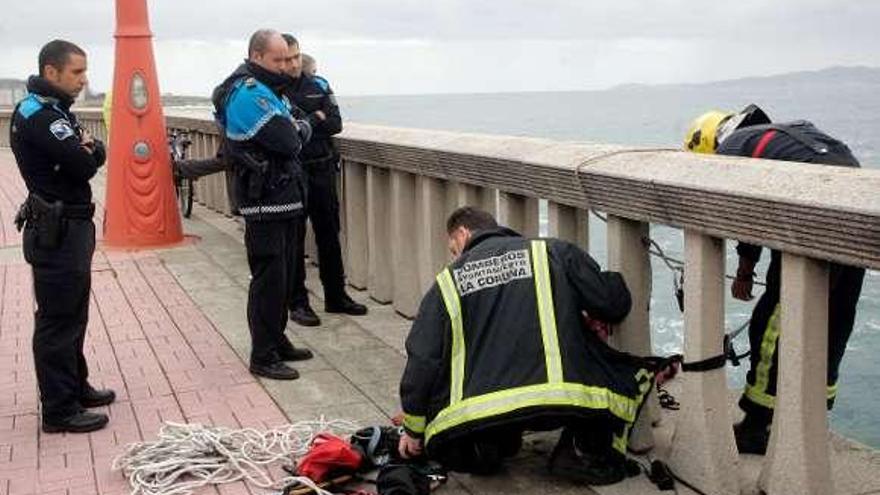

{"left": 281, "top": 33, "right": 299, "bottom": 47}
{"left": 248, "top": 29, "right": 278, "bottom": 58}
{"left": 446, "top": 206, "right": 498, "bottom": 234}
{"left": 38, "top": 40, "right": 85, "bottom": 76}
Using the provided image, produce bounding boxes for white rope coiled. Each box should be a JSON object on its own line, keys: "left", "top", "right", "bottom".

{"left": 112, "top": 419, "right": 360, "bottom": 495}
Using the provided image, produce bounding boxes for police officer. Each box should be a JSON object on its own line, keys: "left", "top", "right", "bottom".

{"left": 11, "top": 40, "right": 115, "bottom": 433}
{"left": 397, "top": 207, "right": 654, "bottom": 485}
{"left": 684, "top": 104, "right": 866, "bottom": 454}
{"left": 281, "top": 34, "right": 367, "bottom": 327}
{"left": 213, "top": 29, "right": 317, "bottom": 380}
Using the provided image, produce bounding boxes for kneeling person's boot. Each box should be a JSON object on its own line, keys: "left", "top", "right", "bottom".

{"left": 734, "top": 414, "right": 770, "bottom": 455}
{"left": 43, "top": 410, "right": 109, "bottom": 434}
{"left": 549, "top": 429, "right": 627, "bottom": 486}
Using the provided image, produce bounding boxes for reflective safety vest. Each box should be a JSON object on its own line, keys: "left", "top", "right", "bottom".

{"left": 405, "top": 239, "right": 653, "bottom": 452}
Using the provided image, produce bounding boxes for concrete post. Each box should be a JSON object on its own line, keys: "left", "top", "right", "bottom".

{"left": 417, "top": 176, "right": 449, "bottom": 292}
{"left": 458, "top": 183, "right": 481, "bottom": 207}
{"left": 668, "top": 231, "right": 739, "bottom": 495}
{"left": 367, "top": 165, "right": 393, "bottom": 303}
{"left": 391, "top": 170, "right": 420, "bottom": 317}
{"left": 479, "top": 188, "right": 498, "bottom": 216}
{"left": 344, "top": 160, "right": 368, "bottom": 290}
{"left": 606, "top": 214, "right": 655, "bottom": 452}
{"left": 499, "top": 193, "right": 539, "bottom": 237}
{"left": 759, "top": 254, "right": 831, "bottom": 495}
{"left": 195, "top": 133, "right": 209, "bottom": 206}
{"left": 547, "top": 203, "right": 589, "bottom": 249}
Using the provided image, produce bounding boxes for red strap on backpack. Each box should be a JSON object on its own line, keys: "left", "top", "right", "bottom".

{"left": 296, "top": 433, "right": 364, "bottom": 482}
{"left": 751, "top": 130, "right": 777, "bottom": 158}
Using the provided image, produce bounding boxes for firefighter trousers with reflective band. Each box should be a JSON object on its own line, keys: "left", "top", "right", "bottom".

{"left": 23, "top": 219, "right": 94, "bottom": 421}
{"left": 245, "top": 218, "right": 304, "bottom": 365}
{"left": 288, "top": 159, "right": 346, "bottom": 308}
{"left": 740, "top": 264, "right": 865, "bottom": 421}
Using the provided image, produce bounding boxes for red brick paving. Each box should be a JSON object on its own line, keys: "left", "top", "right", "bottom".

{"left": 0, "top": 154, "right": 286, "bottom": 494}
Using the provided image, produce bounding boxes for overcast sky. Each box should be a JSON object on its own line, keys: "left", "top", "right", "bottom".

{"left": 1, "top": 0, "right": 878, "bottom": 96}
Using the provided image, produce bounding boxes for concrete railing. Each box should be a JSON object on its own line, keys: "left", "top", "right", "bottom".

{"left": 2, "top": 108, "right": 879, "bottom": 495}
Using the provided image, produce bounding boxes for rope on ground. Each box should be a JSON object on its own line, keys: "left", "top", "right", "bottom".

{"left": 112, "top": 418, "right": 360, "bottom": 495}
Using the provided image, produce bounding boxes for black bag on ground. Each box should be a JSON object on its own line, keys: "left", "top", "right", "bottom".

{"left": 376, "top": 464, "right": 430, "bottom": 495}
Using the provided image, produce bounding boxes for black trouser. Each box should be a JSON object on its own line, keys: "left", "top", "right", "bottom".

{"left": 740, "top": 251, "right": 866, "bottom": 421}
{"left": 245, "top": 217, "right": 303, "bottom": 365}
{"left": 23, "top": 218, "right": 94, "bottom": 421}
{"left": 430, "top": 418, "right": 618, "bottom": 474}
{"left": 289, "top": 158, "right": 346, "bottom": 308}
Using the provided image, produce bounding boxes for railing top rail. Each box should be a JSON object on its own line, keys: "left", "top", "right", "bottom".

{"left": 3, "top": 110, "right": 878, "bottom": 270}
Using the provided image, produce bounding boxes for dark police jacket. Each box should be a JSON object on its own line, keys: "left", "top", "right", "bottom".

{"left": 283, "top": 75, "right": 342, "bottom": 166}
{"left": 212, "top": 61, "right": 315, "bottom": 221}
{"left": 10, "top": 76, "right": 106, "bottom": 206}
{"left": 400, "top": 228, "right": 653, "bottom": 452}
{"left": 719, "top": 121, "right": 865, "bottom": 356}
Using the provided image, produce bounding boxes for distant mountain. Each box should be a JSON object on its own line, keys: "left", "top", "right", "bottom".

{"left": 611, "top": 66, "right": 880, "bottom": 92}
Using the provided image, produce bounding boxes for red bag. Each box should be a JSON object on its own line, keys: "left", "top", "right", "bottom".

{"left": 296, "top": 433, "right": 364, "bottom": 482}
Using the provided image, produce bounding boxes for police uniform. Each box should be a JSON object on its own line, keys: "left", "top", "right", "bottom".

{"left": 400, "top": 228, "right": 654, "bottom": 474}
{"left": 282, "top": 75, "right": 352, "bottom": 311}
{"left": 718, "top": 121, "right": 865, "bottom": 421}
{"left": 213, "top": 61, "right": 316, "bottom": 377}
{"left": 10, "top": 76, "right": 106, "bottom": 425}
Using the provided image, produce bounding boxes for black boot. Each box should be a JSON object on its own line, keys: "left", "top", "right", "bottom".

{"left": 80, "top": 384, "right": 116, "bottom": 408}
{"left": 249, "top": 361, "right": 300, "bottom": 380}
{"left": 325, "top": 293, "right": 367, "bottom": 315}
{"left": 548, "top": 430, "right": 626, "bottom": 486}
{"left": 43, "top": 410, "right": 109, "bottom": 433}
{"left": 278, "top": 346, "right": 314, "bottom": 362}
{"left": 290, "top": 304, "right": 321, "bottom": 327}
{"left": 734, "top": 415, "right": 770, "bottom": 455}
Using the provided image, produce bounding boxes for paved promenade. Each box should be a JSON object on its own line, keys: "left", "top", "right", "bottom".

{"left": 1, "top": 148, "right": 878, "bottom": 495}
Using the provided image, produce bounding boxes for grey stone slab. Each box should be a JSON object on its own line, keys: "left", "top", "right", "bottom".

{"left": 261, "top": 369, "right": 366, "bottom": 409}
{"left": 323, "top": 346, "right": 407, "bottom": 386}
{"left": 355, "top": 379, "right": 401, "bottom": 417}
{"left": 297, "top": 320, "right": 387, "bottom": 355}
{"left": 281, "top": 400, "right": 390, "bottom": 427}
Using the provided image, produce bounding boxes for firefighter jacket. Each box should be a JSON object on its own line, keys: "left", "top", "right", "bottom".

{"left": 400, "top": 227, "right": 654, "bottom": 453}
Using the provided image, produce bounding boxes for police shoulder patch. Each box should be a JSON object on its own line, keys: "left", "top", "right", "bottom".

{"left": 49, "top": 118, "right": 75, "bottom": 141}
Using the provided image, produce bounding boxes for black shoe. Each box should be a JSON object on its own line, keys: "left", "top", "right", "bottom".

{"left": 290, "top": 305, "right": 321, "bottom": 326}
{"left": 80, "top": 384, "right": 116, "bottom": 408}
{"left": 278, "top": 346, "right": 314, "bottom": 362}
{"left": 43, "top": 410, "right": 109, "bottom": 434}
{"left": 734, "top": 420, "right": 770, "bottom": 455}
{"left": 325, "top": 294, "right": 368, "bottom": 316}
{"left": 249, "top": 361, "right": 300, "bottom": 380}
{"left": 548, "top": 434, "right": 626, "bottom": 486}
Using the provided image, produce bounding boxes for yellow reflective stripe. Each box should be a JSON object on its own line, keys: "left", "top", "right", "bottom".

{"left": 827, "top": 382, "right": 839, "bottom": 400}
{"left": 531, "top": 240, "right": 563, "bottom": 383}
{"left": 745, "top": 304, "right": 781, "bottom": 409}
{"left": 613, "top": 368, "right": 655, "bottom": 454}
{"left": 437, "top": 269, "right": 466, "bottom": 404}
{"left": 403, "top": 413, "right": 426, "bottom": 434}
{"left": 424, "top": 382, "right": 640, "bottom": 444}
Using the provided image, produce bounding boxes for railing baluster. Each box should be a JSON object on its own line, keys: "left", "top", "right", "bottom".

{"left": 417, "top": 176, "right": 449, "bottom": 292}
{"left": 606, "top": 214, "right": 655, "bottom": 452}
{"left": 391, "top": 170, "right": 419, "bottom": 317}
{"left": 668, "top": 231, "right": 739, "bottom": 494}
{"left": 344, "top": 160, "right": 368, "bottom": 290}
{"left": 367, "top": 165, "right": 393, "bottom": 303}
{"left": 759, "top": 253, "right": 831, "bottom": 495}
{"left": 547, "top": 203, "right": 589, "bottom": 249}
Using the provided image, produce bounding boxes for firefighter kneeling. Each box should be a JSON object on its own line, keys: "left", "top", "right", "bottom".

{"left": 398, "top": 207, "right": 654, "bottom": 485}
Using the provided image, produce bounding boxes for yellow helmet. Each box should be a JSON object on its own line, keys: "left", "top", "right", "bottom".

{"left": 683, "top": 110, "right": 734, "bottom": 154}
{"left": 684, "top": 104, "right": 773, "bottom": 154}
